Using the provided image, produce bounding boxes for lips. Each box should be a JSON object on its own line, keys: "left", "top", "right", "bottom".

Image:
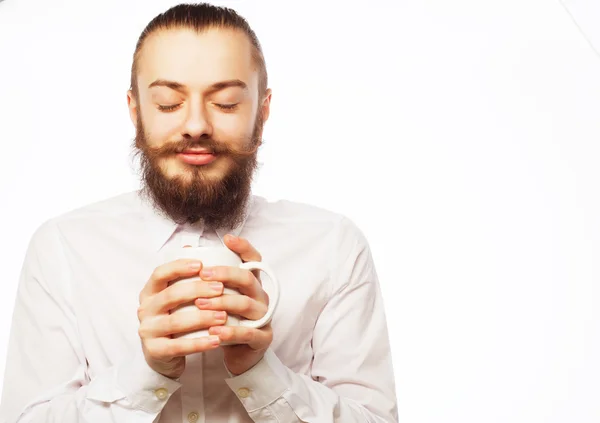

{"left": 177, "top": 150, "right": 217, "bottom": 166}
{"left": 181, "top": 148, "right": 212, "bottom": 154}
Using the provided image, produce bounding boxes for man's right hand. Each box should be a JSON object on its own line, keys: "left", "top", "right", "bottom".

{"left": 137, "top": 259, "right": 226, "bottom": 379}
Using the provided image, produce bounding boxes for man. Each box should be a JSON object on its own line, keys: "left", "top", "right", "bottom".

{"left": 0, "top": 3, "right": 398, "bottom": 422}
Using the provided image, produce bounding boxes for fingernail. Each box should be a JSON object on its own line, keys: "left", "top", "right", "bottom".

{"left": 227, "top": 234, "right": 237, "bottom": 243}
{"left": 208, "top": 335, "right": 220, "bottom": 345}
{"left": 201, "top": 268, "right": 213, "bottom": 278}
{"left": 188, "top": 262, "right": 201, "bottom": 270}
{"left": 214, "top": 311, "right": 227, "bottom": 320}
{"left": 196, "top": 298, "right": 210, "bottom": 307}
{"left": 209, "top": 282, "right": 223, "bottom": 291}
{"left": 211, "top": 326, "right": 222, "bottom": 334}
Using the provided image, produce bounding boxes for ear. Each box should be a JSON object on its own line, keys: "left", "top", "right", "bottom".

{"left": 260, "top": 88, "right": 272, "bottom": 122}
{"left": 127, "top": 90, "right": 138, "bottom": 127}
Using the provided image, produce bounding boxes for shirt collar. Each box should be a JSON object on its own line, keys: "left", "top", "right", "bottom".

{"left": 136, "top": 190, "right": 254, "bottom": 251}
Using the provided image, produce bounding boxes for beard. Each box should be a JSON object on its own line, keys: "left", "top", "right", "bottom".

{"left": 132, "top": 111, "right": 263, "bottom": 229}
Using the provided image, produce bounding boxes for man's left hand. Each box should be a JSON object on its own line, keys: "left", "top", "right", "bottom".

{"left": 195, "top": 234, "right": 272, "bottom": 375}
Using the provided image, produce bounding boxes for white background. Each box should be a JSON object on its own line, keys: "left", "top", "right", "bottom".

{"left": 1, "top": 0, "right": 599, "bottom": 422}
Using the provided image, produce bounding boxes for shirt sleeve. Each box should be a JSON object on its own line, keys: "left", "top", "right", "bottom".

{"left": 0, "top": 221, "right": 181, "bottom": 423}
{"left": 224, "top": 217, "right": 399, "bottom": 422}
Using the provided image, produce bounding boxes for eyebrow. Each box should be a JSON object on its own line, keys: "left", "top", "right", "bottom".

{"left": 148, "top": 79, "right": 248, "bottom": 93}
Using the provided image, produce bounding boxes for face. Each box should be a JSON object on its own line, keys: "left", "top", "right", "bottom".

{"left": 128, "top": 27, "right": 271, "bottom": 227}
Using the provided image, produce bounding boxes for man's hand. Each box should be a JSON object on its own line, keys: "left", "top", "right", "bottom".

{"left": 195, "top": 234, "right": 273, "bottom": 376}
{"left": 137, "top": 259, "right": 227, "bottom": 379}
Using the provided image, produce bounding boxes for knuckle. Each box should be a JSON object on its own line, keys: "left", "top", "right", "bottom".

{"left": 138, "top": 290, "right": 146, "bottom": 305}
{"left": 165, "top": 285, "right": 182, "bottom": 303}
{"left": 162, "top": 287, "right": 175, "bottom": 305}
{"left": 241, "top": 296, "right": 253, "bottom": 313}
{"left": 167, "top": 314, "right": 184, "bottom": 334}
{"left": 137, "top": 324, "right": 147, "bottom": 340}
{"left": 137, "top": 305, "right": 145, "bottom": 321}
{"left": 220, "top": 327, "right": 233, "bottom": 341}
{"left": 165, "top": 343, "right": 179, "bottom": 358}
{"left": 195, "top": 283, "right": 208, "bottom": 296}
{"left": 264, "top": 325, "right": 273, "bottom": 338}
{"left": 258, "top": 301, "right": 268, "bottom": 317}
{"left": 214, "top": 266, "right": 226, "bottom": 280}
{"left": 196, "top": 337, "right": 213, "bottom": 351}
{"left": 152, "top": 343, "right": 170, "bottom": 360}
{"left": 150, "top": 266, "right": 165, "bottom": 281}
{"left": 245, "top": 271, "right": 256, "bottom": 286}
{"left": 138, "top": 316, "right": 159, "bottom": 339}
{"left": 206, "top": 296, "right": 220, "bottom": 308}
{"left": 184, "top": 282, "right": 199, "bottom": 299}
{"left": 243, "top": 329, "right": 254, "bottom": 342}
{"left": 145, "top": 341, "right": 163, "bottom": 359}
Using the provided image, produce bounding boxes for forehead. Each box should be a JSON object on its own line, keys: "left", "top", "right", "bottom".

{"left": 137, "top": 27, "right": 258, "bottom": 92}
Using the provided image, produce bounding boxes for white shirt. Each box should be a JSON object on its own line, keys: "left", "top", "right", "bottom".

{"left": 0, "top": 190, "right": 398, "bottom": 423}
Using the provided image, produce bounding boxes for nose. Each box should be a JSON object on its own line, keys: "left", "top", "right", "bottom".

{"left": 182, "top": 101, "right": 213, "bottom": 139}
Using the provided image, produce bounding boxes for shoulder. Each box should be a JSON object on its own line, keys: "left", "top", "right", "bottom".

{"left": 249, "top": 195, "right": 369, "bottom": 248}
{"left": 28, "top": 190, "right": 143, "bottom": 247}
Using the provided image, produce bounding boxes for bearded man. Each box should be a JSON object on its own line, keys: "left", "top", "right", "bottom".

{"left": 0, "top": 3, "right": 398, "bottom": 422}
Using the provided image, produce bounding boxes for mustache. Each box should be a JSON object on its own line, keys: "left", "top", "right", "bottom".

{"left": 144, "top": 137, "right": 261, "bottom": 158}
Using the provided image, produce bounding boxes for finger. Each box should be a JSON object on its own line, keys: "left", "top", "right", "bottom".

{"left": 139, "top": 309, "right": 228, "bottom": 338}
{"left": 200, "top": 265, "right": 264, "bottom": 301}
{"left": 223, "top": 235, "right": 262, "bottom": 262}
{"left": 195, "top": 294, "right": 268, "bottom": 320}
{"left": 142, "top": 280, "right": 224, "bottom": 316}
{"left": 140, "top": 259, "right": 203, "bottom": 302}
{"left": 208, "top": 324, "right": 272, "bottom": 350}
{"left": 144, "top": 335, "right": 221, "bottom": 360}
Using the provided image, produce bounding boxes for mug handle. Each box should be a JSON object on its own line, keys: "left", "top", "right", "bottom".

{"left": 237, "top": 261, "right": 280, "bottom": 328}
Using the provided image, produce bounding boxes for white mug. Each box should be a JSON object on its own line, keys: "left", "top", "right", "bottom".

{"left": 163, "top": 237, "right": 280, "bottom": 345}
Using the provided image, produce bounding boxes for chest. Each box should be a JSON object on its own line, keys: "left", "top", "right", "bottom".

{"left": 66, "top": 230, "right": 333, "bottom": 377}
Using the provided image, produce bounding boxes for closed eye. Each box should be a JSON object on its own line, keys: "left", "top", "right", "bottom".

{"left": 157, "top": 104, "right": 181, "bottom": 112}
{"left": 215, "top": 103, "right": 238, "bottom": 111}
{"left": 157, "top": 103, "right": 238, "bottom": 112}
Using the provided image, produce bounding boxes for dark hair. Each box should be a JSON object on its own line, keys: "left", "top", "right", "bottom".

{"left": 129, "top": 2, "right": 268, "bottom": 99}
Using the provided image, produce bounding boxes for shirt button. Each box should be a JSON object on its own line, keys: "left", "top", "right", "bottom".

{"left": 187, "top": 411, "right": 199, "bottom": 423}
{"left": 237, "top": 387, "right": 251, "bottom": 398}
{"left": 154, "top": 388, "right": 168, "bottom": 400}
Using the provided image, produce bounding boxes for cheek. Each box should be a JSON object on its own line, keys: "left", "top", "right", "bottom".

{"left": 213, "top": 113, "right": 255, "bottom": 142}
{"left": 144, "top": 113, "right": 180, "bottom": 145}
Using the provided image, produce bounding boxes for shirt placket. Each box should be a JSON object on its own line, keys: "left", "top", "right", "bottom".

{"left": 175, "top": 229, "right": 208, "bottom": 423}
{"left": 180, "top": 351, "right": 206, "bottom": 423}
